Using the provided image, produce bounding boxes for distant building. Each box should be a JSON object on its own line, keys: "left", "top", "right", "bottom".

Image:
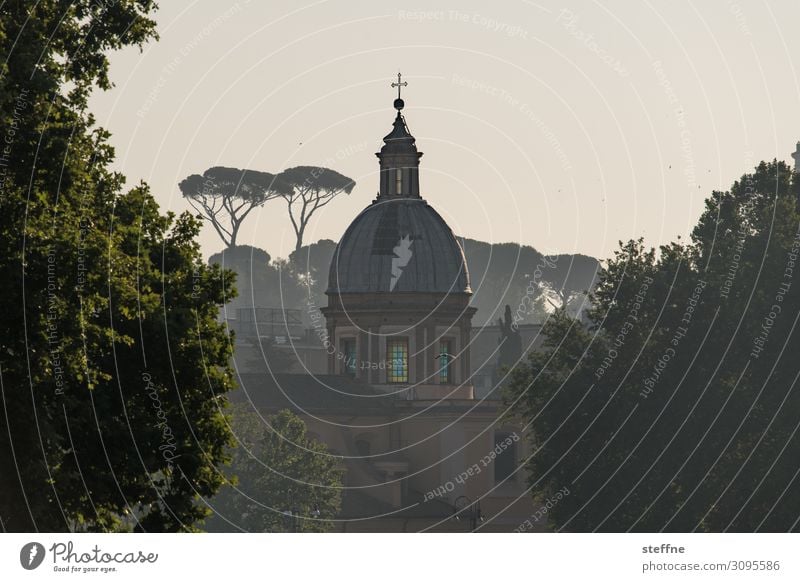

{"left": 792, "top": 142, "right": 800, "bottom": 173}
{"left": 236, "top": 83, "right": 539, "bottom": 531}
{"left": 232, "top": 315, "right": 544, "bottom": 398}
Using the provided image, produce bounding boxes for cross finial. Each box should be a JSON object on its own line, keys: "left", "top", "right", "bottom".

{"left": 391, "top": 71, "right": 407, "bottom": 100}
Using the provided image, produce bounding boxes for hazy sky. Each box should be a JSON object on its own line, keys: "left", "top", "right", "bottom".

{"left": 89, "top": 0, "right": 800, "bottom": 261}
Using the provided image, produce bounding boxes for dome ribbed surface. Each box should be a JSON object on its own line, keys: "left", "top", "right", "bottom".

{"left": 327, "top": 198, "right": 471, "bottom": 294}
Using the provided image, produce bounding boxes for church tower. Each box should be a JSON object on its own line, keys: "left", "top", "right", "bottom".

{"left": 322, "top": 75, "right": 476, "bottom": 399}
{"left": 375, "top": 74, "right": 423, "bottom": 200}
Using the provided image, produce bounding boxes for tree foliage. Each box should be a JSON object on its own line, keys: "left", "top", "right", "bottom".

{"left": 0, "top": 1, "right": 239, "bottom": 532}
{"left": 277, "top": 166, "right": 355, "bottom": 252}
{"left": 506, "top": 161, "right": 800, "bottom": 532}
{"left": 178, "top": 167, "right": 290, "bottom": 248}
{"left": 208, "top": 244, "right": 301, "bottom": 311}
{"left": 206, "top": 405, "right": 343, "bottom": 532}
{"left": 288, "top": 238, "right": 338, "bottom": 307}
{"left": 462, "top": 239, "right": 598, "bottom": 325}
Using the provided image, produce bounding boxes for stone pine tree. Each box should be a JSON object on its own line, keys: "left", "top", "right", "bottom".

{"left": 206, "top": 405, "right": 343, "bottom": 532}
{"left": 276, "top": 166, "right": 356, "bottom": 252}
{"left": 178, "top": 167, "right": 291, "bottom": 248}
{"left": 0, "top": 1, "right": 240, "bottom": 532}
{"left": 505, "top": 160, "right": 800, "bottom": 532}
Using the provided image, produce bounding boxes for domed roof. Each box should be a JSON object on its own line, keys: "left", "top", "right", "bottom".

{"left": 327, "top": 198, "right": 471, "bottom": 295}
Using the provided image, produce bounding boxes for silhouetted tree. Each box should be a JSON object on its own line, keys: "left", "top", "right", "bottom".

{"left": 277, "top": 166, "right": 355, "bottom": 252}
{"left": 289, "top": 239, "right": 338, "bottom": 308}
{"left": 461, "top": 239, "right": 598, "bottom": 324}
{"left": 540, "top": 254, "right": 598, "bottom": 318}
{"left": 179, "top": 167, "right": 290, "bottom": 248}
{"left": 208, "top": 245, "right": 304, "bottom": 312}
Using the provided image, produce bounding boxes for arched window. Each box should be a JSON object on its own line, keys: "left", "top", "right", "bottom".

{"left": 395, "top": 168, "right": 402, "bottom": 195}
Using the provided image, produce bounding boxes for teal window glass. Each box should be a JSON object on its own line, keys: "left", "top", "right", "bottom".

{"left": 387, "top": 338, "right": 408, "bottom": 383}
{"left": 439, "top": 340, "right": 452, "bottom": 384}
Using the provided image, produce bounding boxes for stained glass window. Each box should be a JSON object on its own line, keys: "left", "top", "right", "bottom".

{"left": 439, "top": 340, "right": 452, "bottom": 384}
{"left": 387, "top": 338, "right": 408, "bottom": 383}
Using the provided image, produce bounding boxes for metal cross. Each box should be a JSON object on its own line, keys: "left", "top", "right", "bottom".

{"left": 391, "top": 72, "right": 408, "bottom": 99}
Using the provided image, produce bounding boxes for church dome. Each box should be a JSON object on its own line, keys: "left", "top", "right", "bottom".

{"left": 327, "top": 76, "right": 472, "bottom": 296}
{"left": 327, "top": 197, "right": 471, "bottom": 294}
{"left": 322, "top": 75, "right": 477, "bottom": 393}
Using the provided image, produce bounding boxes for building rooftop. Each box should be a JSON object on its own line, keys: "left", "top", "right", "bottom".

{"left": 327, "top": 198, "right": 471, "bottom": 295}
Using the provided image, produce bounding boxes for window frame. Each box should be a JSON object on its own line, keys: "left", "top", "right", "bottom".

{"left": 438, "top": 339, "right": 453, "bottom": 384}
{"left": 386, "top": 337, "right": 409, "bottom": 383}
{"left": 341, "top": 337, "right": 357, "bottom": 376}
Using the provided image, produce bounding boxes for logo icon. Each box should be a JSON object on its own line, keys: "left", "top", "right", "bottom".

{"left": 20, "top": 542, "right": 45, "bottom": 570}
{"left": 390, "top": 235, "right": 413, "bottom": 291}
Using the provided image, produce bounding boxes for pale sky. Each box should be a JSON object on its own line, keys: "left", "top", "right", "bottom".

{"left": 89, "top": 0, "right": 800, "bottom": 261}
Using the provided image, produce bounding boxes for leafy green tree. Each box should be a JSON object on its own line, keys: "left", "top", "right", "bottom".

{"left": 206, "top": 405, "right": 343, "bottom": 532}
{"left": 506, "top": 160, "right": 800, "bottom": 532}
{"left": 0, "top": 1, "right": 239, "bottom": 532}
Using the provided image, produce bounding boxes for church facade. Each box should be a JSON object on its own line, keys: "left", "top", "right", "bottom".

{"left": 242, "top": 82, "right": 539, "bottom": 531}
{"left": 322, "top": 84, "right": 476, "bottom": 400}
